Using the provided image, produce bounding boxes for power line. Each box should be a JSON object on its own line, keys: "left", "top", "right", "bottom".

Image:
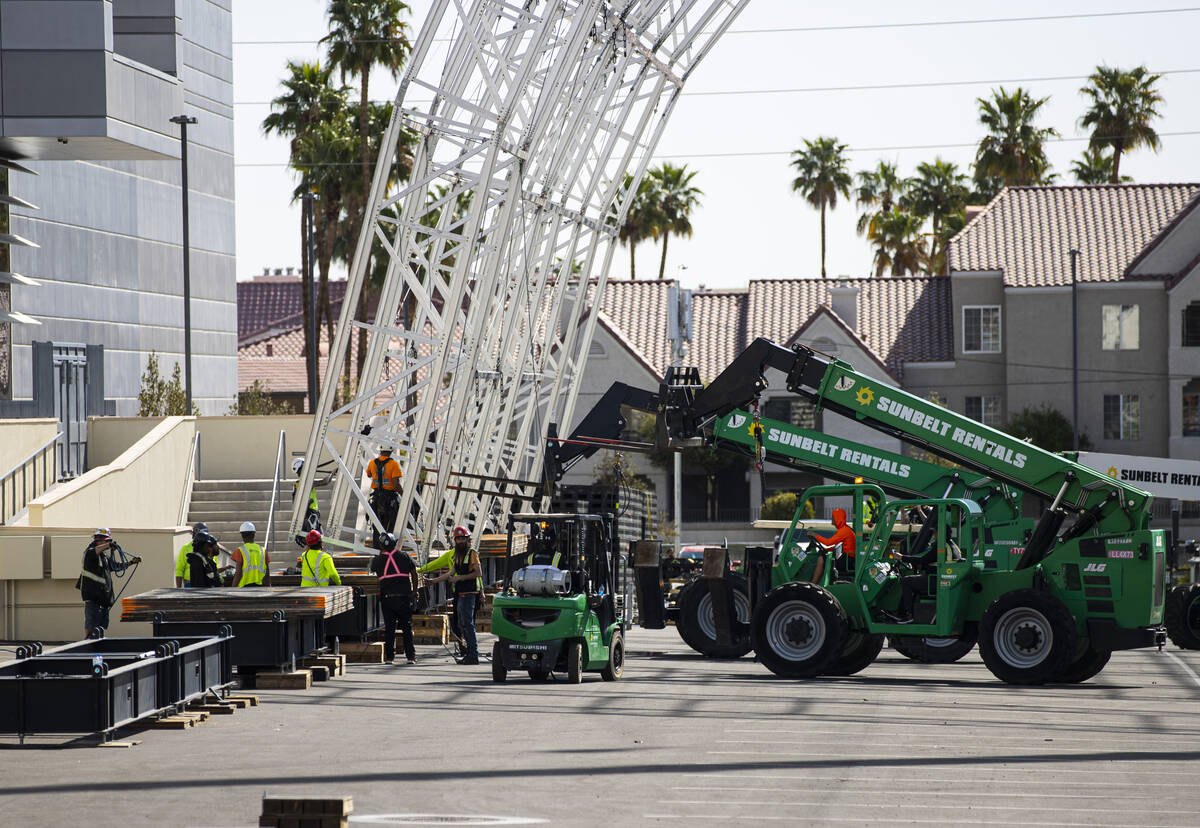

{"left": 228, "top": 67, "right": 1200, "bottom": 106}
{"left": 233, "top": 129, "right": 1200, "bottom": 167}
{"left": 231, "top": 6, "right": 1200, "bottom": 45}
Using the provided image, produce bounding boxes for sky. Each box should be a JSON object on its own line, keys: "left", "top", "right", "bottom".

{"left": 233, "top": 1, "right": 1200, "bottom": 290}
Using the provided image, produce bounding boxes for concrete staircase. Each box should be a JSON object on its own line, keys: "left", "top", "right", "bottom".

{"left": 186, "top": 480, "right": 356, "bottom": 550}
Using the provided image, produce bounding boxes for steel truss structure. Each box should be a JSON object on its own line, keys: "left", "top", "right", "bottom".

{"left": 294, "top": 0, "right": 748, "bottom": 556}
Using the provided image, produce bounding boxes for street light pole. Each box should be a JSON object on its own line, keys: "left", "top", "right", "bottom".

{"left": 170, "top": 114, "right": 197, "bottom": 413}
{"left": 1070, "top": 248, "right": 1080, "bottom": 452}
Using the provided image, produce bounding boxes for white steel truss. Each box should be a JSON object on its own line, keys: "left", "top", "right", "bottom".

{"left": 294, "top": 0, "right": 748, "bottom": 557}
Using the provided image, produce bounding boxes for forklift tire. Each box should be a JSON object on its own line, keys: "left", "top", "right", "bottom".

{"left": 566, "top": 641, "right": 584, "bottom": 684}
{"left": 826, "top": 630, "right": 885, "bottom": 676}
{"left": 751, "top": 582, "right": 848, "bottom": 678}
{"left": 1057, "top": 640, "right": 1111, "bottom": 683}
{"left": 491, "top": 642, "right": 506, "bottom": 683}
{"left": 1165, "top": 584, "right": 1200, "bottom": 650}
{"left": 979, "top": 589, "right": 1076, "bottom": 685}
{"left": 676, "top": 576, "right": 753, "bottom": 659}
{"left": 890, "top": 627, "right": 978, "bottom": 664}
{"left": 602, "top": 630, "right": 625, "bottom": 682}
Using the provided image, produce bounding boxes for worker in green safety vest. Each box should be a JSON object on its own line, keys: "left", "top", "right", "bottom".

{"left": 292, "top": 456, "right": 333, "bottom": 547}
{"left": 232, "top": 521, "right": 270, "bottom": 587}
{"left": 298, "top": 530, "right": 341, "bottom": 587}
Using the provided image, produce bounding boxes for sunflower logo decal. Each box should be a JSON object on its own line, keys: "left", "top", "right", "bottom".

{"left": 855, "top": 386, "right": 875, "bottom": 406}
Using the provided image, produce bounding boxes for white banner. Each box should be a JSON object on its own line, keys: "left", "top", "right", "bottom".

{"left": 1076, "top": 451, "right": 1200, "bottom": 502}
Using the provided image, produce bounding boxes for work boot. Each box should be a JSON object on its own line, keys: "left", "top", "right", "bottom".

{"left": 406, "top": 657, "right": 418, "bottom": 665}
{"left": 460, "top": 655, "right": 479, "bottom": 665}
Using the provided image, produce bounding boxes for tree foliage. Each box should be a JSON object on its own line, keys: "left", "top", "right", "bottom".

{"left": 228, "top": 380, "right": 292, "bottom": 416}
{"left": 649, "top": 162, "right": 703, "bottom": 279}
{"left": 973, "top": 86, "right": 1059, "bottom": 200}
{"left": 761, "top": 491, "right": 816, "bottom": 521}
{"left": 1006, "top": 404, "right": 1093, "bottom": 452}
{"left": 1079, "top": 65, "right": 1163, "bottom": 183}
{"left": 1070, "top": 147, "right": 1132, "bottom": 185}
{"left": 137, "top": 351, "right": 195, "bottom": 416}
{"left": 790, "top": 136, "right": 852, "bottom": 278}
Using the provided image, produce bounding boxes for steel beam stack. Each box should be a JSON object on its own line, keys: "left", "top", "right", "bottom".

{"left": 294, "top": 1, "right": 749, "bottom": 558}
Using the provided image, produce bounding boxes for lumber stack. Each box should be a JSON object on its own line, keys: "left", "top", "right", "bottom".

{"left": 120, "top": 587, "right": 355, "bottom": 621}
{"left": 271, "top": 573, "right": 381, "bottom": 595}
{"left": 411, "top": 613, "right": 448, "bottom": 645}
{"left": 478, "top": 533, "right": 526, "bottom": 558}
{"left": 260, "top": 795, "right": 352, "bottom": 828}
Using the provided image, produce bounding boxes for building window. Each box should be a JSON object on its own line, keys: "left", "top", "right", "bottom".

{"left": 964, "top": 395, "right": 1001, "bottom": 428}
{"left": 962, "top": 306, "right": 1001, "bottom": 353}
{"left": 1103, "top": 394, "right": 1140, "bottom": 440}
{"left": 762, "top": 398, "right": 819, "bottom": 430}
{"left": 1184, "top": 302, "right": 1200, "bottom": 347}
{"left": 1102, "top": 304, "right": 1139, "bottom": 350}
{"left": 588, "top": 340, "right": 606, "bottom": 358}
{"left": 1184, "top": 380, "right": 1200, "bottom": 437}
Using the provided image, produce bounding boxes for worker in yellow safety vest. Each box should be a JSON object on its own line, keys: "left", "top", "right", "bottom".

{"left": 232, "top": 521, "right": 270, "bottom": 587}
{"left": 298, "top": 530, "right": 341, "bottom": 587}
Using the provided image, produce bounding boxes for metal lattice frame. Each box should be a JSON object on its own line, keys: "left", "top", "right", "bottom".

{"left": 294, "top": 0, "right": 748, "bottom": 557}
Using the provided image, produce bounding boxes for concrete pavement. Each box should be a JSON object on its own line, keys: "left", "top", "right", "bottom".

{"left": 1, "top": 628, "right": 1199, "bottom": 826}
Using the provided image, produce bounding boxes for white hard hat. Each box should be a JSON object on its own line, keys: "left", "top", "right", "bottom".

{"left": 240, "top": 521, "right": 256, "bottom": 534}
{"left": 291, "top": 457, "right": 305, "bottom": 474}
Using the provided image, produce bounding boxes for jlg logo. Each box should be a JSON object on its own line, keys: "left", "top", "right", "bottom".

{"left": 1083, "top": 562, "right": 1107, "bottom": 573}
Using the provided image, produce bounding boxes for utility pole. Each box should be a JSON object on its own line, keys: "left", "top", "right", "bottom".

{"left": 301, "top": 192, "right": 319, "bottom": 412}
{"left": 1070, "top": 248, "right": 1080, "bottom": 452}
{"left": 669, "top": 284, "right": 692, "bottom": 557}
{"left": 170, "top": 114, "right": 197, "bottom": 413}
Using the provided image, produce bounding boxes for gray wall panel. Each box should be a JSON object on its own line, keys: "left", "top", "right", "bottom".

{"left": 0, "top": 1, "right": 111, "bottom": 50}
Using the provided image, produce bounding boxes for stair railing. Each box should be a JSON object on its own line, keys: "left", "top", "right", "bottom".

{"left": 265, "top": 430, "right": 286, "bottom": 555}
{"left": 1, "top": 432, "right": 62, "bottom": 525}
{"left": 177, "top": 429, "right": 201, "bottom": 527}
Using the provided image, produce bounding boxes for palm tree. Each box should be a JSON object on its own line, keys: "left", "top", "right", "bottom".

{"left": 790, "top": 136, "right": 852, "bottom": 278}
{"left": 1079, "top": 65, "right": 1163, "bottom": 183}
{"left": 322, "top": 0, "right": 412, "bottom": 261}
{"left": 1070, "top": 147, "right": 1132, "bottom": 185}
{"left": 262, "top": 61, "right": 348, "bottom": 399}
{"left": 906, "top": 159, "right": 970, "bottom": 274}
{"left": 649, "top": 163, "right": 703, "bottom": 280}
{"left": 868, "top": 208, "right": 928, "bottom": 277}
{"left": 615, "top": 173, "right": 660, "bottom": 280}
{"left": 854, "top": 161, "right": 905, "bottom": 274}
{"left": 973, "top": 86, "right": 1059, "bottom": 199}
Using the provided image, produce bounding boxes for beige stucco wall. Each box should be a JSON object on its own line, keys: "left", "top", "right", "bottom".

{"left": 28, "top": 417, "right": 197, "bottom": 529}
{"left": 0, "top": 418, "right": 59, "bottom": 476}
{"left": 0, "top": 526, "right": 186, "bottom": 642}
{"left": 86, "top": 417, "right": 163, "bottom": 467}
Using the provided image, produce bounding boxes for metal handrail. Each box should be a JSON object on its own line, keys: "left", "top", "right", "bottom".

{"left": 0, "top": 432, "right": 62, "bottom": 525}
{"left": 177, "top": 430, "right": 201, "bottom": 527}
{"left": 265, "top": 430, "right": 286, "bottom": 556}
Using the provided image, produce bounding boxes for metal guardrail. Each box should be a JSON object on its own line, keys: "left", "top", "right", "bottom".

{"left": 0, "top": 432, "right": 62, "bottom": 525}
{"left": 265, "top": 430, "right": 286, "bottom": 556}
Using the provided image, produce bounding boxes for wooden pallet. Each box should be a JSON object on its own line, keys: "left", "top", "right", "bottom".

{"left": 260, "top": 794, "right": 353, "bottom": 828}
{"left": 338, "top": 641, "right": 384, "bottom": 664}
{"left": 253, "top": 669, "right": 313, "bottom": 690}
{"left": 411, "top": 613, "right": 449, "bottom": 645}
{"left": 302, "top": 655, "right": 346, "bottom": 678}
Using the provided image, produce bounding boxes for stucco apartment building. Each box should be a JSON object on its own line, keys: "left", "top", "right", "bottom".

{"left": 0, "top": 0, "right": 235, "bottom": 475}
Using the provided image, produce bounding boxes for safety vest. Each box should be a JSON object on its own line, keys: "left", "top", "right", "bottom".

{"left": 379, "top": 550, "right": 407, "bottom": 582}
{"left": 294, "top": 481, "right": 319, "bottom": 513}
{"left": 452, "top": 549, "right": 483, "bottom": 595}
{"left": 300, "top": 548, "right": 332, "bottom": 586}
{"left": 237, "top": 543, "right": 266, "bottom": 587}
{"left": 370, "top": 456, "right": 400, "bottom": 491}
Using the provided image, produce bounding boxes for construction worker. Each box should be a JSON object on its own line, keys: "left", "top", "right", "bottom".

{"left": 232, "top": 521, "right": 270, "bottom": 587}
{"left": 429, "top": 525, "right": 482, "bottom": 664}
{"left": 366, "top": 445, "right": 402, "bottom": 548}
{"left": 292, "top": 457, "right": 333, "bottom": 546}
{"left": 812, "top": 507, "right": 856, "bottom": 581}
{"left": 524, "top": 525, "right": 562, "bottom": 568}
{"left": 77, "top": 528, "right": 140, "bottom": 637}
{"left": 174, "top": 522, "right": 207, "bottom": 587}
{"left": 187, "top": 531, "right": 223, "bottom": 588}
{"left": 298, "top": 530, "right": 342, "bottom": 587}
{"left": 371, "top": 532, "right": 418, "bottom": 664}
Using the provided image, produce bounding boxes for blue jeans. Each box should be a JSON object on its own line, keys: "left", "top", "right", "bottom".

{"left": 455, "top": 592, "right": 478, "bottom": 659}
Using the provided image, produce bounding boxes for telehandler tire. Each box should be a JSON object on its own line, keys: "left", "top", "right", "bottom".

{"left": 826, "top": 630, "right": 885, "bottom": 676}
{"left": 566, "top": 641, "right": 584, "bottom": 683}
{"left": 1165, "top": 584, "right": 1200, "bottom": 650}
{"left": 979, "top": 589, "right": 1076, "bottom": 685}
{"left": 1057, "top": 640, "right": 1111, "bottom": 683}
{"left": 890, "top": 627, "right": 978, "bottom": 664}
{"left": 676, "top": 577, "right": 753, "bottom": 658}
{"left": 491, "top": 642, "right": 507, "bottom": 683}
{"left": 601, "top": 630, "right": 624, "bottom": 681}
{"left": 751, "top": 582, "right": 847, "bottom": 678}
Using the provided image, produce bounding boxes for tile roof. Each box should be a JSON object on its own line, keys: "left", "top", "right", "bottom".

{"left": 947, "top": 183, "right": 1200, "bottom": 287}
{"left": 598, "top": 276, "right": 952, "bottom": 381}
{"left": 238, "top": 278, "right": 348, "bottom": 343}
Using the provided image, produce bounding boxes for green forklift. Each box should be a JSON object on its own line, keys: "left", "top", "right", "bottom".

{"left": 490, "top": 513, "right": 628, "bottom": 683}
